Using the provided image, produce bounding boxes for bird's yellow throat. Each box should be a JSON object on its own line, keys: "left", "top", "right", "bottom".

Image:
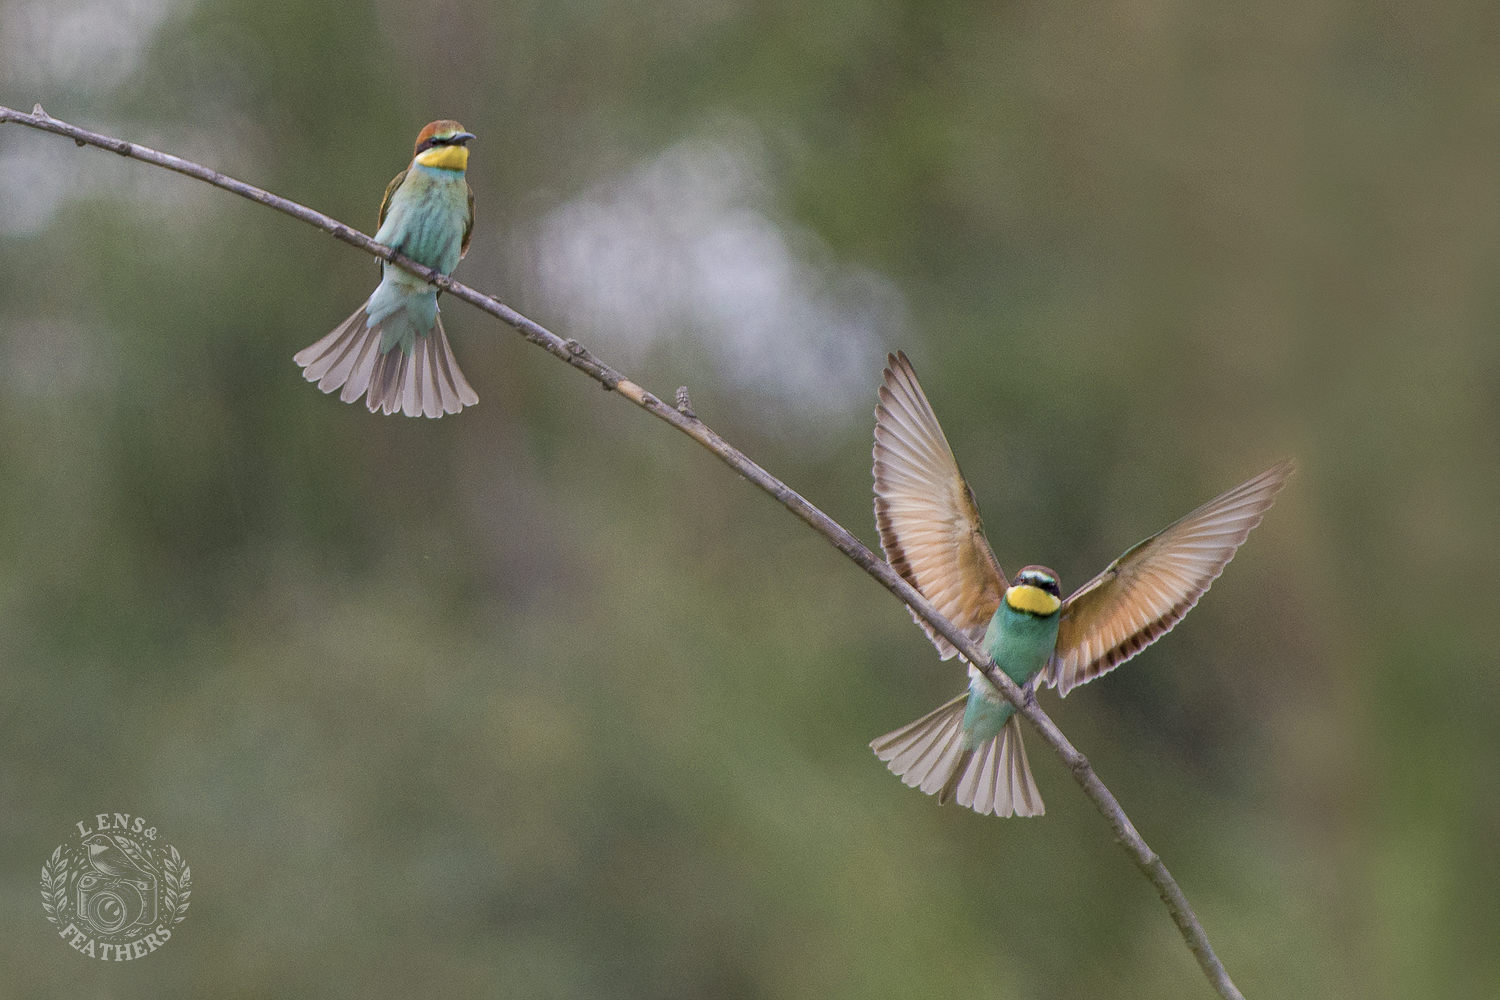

{"left": 415, "top": 145, "right": 470, "bottom": 171}
{"left": 1005, "top": 584, "right": 1061, "bottom": 616}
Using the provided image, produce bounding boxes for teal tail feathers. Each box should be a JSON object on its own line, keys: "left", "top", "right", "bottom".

{"left": 871, "top": 695, "right": 1044, "bottom": 817}
{"left": 295, "top": 300, "right": 477, "bottom": 418}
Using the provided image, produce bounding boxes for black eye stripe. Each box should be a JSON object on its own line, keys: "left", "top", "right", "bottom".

{"left": 1017, "top": 572, "right": 1060, "bottom": 596}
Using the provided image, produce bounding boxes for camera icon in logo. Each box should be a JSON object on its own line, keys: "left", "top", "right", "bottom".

{"left": 76, "top": 833, "right": 159, "bottom": 937}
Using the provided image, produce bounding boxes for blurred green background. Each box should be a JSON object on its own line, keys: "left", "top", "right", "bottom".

{"left": 2, "top": 0, "right": 1497, "bottom": 996}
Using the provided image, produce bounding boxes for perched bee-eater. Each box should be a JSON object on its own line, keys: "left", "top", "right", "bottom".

{"left": 870, "top": 352, "right": 1293, "bottom": 817}
{"left": 295, "top": 120, "right": 479, "bottom": 418}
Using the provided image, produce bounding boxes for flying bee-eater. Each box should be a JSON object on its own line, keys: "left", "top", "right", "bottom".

{"left": 869, "top": 352, "right": 1293, "bottom": 817}
{"left": 295, "top": 120, "right": 479, "bottom": 418}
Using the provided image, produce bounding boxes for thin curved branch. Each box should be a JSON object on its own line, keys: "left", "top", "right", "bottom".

{"left": 0, "top": 104, "right": 1245, "bottom": 1000}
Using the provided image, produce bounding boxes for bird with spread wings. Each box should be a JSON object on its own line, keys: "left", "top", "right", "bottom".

{"left": 870, "top": 351, "right": 1294, "bottom": 817}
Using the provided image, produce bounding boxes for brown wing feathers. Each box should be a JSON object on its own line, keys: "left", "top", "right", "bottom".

{"left": 1045, "top": 459, "right": 1295, "bottom": 694}
{"left": 873, "top": 352, "right": 1006, "bottom": 659}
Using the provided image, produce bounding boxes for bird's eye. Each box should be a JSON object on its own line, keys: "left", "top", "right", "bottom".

{"left": 1020, "top": 571, "right": 1060, "bottom": 596}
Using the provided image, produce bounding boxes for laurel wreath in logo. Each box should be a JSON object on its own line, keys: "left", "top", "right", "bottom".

{"left": 38, "top": 846, "right": 68, "bottom": 926}
{"left": 161, "top": 845, "right": 192, "bottom": 925}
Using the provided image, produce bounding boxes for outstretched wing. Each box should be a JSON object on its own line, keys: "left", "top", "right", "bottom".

{"left": 1042, "top": 459, "right": 1295, "bottom": 695}
{"left": 873, "top": 351, "right": 1007, "bottom": 659}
